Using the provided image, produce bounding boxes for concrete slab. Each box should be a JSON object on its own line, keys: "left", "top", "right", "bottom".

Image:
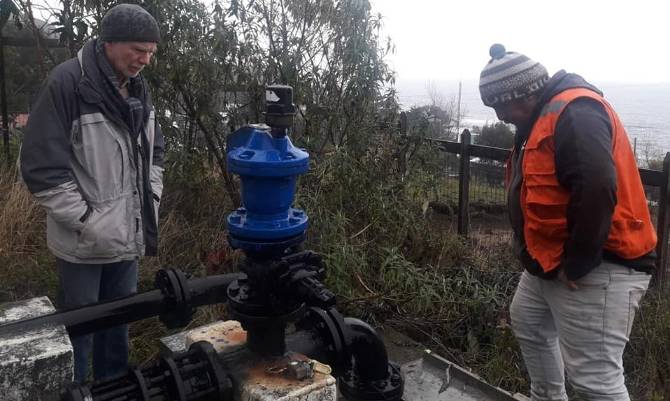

{"left": 160, "top": 319, "right": 247, "bottom": 355}
{"left": 185, "top": 319, "right": 248, "bottom": 353}
{"left": 161, "top": 320, "right": 336, "bottom": 401}
{"left": 0, "top": 296, "right": 73, "bottom": 401}
{"left": 402, "top": 350, "right": 529, "bottom": 401}
{"left": 238, "top": 353, "right": 336, "bottom": 401}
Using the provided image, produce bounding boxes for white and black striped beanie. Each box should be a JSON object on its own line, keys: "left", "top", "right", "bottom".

{"left": 479, "top": 44, "right": 548, "bottom": 107}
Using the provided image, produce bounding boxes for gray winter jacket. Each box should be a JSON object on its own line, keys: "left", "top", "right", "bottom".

{"left": 21, "top": 39, "right": 165, "bottom": 264}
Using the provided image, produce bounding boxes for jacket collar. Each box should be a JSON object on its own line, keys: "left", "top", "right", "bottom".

{"left": 514, "top": 70, "right": 603, "bottom": 149}
{"left": 76, "top": 39, "right": 150, "bottom": 133}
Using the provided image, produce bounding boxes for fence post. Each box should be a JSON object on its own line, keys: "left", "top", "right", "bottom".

{"left": 458, "top": 130, "right": 471, "bottom": 237}
{"left": 655, "top": 152, "right": 670, "bottom": 290}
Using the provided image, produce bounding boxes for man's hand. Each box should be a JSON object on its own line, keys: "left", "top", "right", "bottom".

{"left": 557, "top": 269, "right": 579, "bottom": 290}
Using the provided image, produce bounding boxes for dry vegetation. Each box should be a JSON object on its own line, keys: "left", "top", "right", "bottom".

{"left": 1, "top": 145, "right": 670, "bottom": 400}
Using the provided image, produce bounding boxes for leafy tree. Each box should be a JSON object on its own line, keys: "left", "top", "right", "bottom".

{"left": 140, "top": 0, "right": 396, "bottom": 203}
{"left": 404, "top": 104, "right": 453, "bottom": 140}
{"left": 475, "top": 121, "right": 514, "bottom": 149}
{"left": 0, "top": 1, "right": 72, "bottom": 115}
{"left": 8, "top": 0, "right": 398, "bottom": 204}
{"left": 49, "top": 0, "right": 92, "bottom": 57}
{"left": 0, "top": 0, "right": 20, "bottom": 30}
{"left": 1, "top": 43, "right": 47, "bottom": 112}
{"left": 388, "top": 104, "right": 449, "bottom": 179}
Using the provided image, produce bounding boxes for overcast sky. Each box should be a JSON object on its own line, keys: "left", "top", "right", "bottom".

{"left": 370, "top": 0, "right": 670, "bottom": 84}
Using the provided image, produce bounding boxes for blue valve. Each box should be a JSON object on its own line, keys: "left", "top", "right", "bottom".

{"left": 226, "top": 121, "right": 309, "bottom": 253}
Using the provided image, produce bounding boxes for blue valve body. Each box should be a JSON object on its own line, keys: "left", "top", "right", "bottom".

{"left": 226, "top": 126, "right": 309, "bottom": 251}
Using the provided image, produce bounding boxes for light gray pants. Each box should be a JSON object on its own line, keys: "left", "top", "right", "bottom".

{"left": 510, "top": 262, "right": 650, "bottom": 401}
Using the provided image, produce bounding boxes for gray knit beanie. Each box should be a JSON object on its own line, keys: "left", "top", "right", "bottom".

{"left": 100, "top": 4, "right": 160, "bottom": 43}
{"left": 479, "top": 44, "right": 548, "bottom": 107}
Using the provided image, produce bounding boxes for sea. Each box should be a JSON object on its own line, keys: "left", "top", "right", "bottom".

{"left": 395, "top": 79, "right": 670, "bottom": 158}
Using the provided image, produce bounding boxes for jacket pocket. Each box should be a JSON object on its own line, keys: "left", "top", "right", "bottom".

{"left": 522, "top": 143, "right": 570, "bottom": 211}
{"left": 46, "top": 214, "right": 79, "bottom": 255}
{"left": 75, "top": 196, "right": 132, "bottom": 259}
{"left": 71, "top": 113, "right": 127, "bottom": 201}
{"left": 524, "top": 171, "right": 570, "bottom": 221}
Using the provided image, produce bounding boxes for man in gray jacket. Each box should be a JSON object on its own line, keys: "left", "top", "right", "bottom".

{"left": 21, "top": 4, "right": 164, "bottom": 383}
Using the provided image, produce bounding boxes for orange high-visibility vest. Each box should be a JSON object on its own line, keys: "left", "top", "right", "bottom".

{"left": 520, "top": 87, "right": 656, "bottom": 273}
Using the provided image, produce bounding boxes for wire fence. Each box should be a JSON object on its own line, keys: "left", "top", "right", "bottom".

{"left": 441, "top": 153, "right": 664, "bottom": 229}
{"left": 429, "top": 131, "right": 670, "bottom": 289}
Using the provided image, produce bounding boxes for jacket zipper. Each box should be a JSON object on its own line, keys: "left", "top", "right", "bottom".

{"left": 134, "top": 141, "right": 144, "bottom": 234}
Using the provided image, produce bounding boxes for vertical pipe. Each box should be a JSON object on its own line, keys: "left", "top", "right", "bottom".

{"left": 655, "top": 152, "right": 670, "bottom": 290}
{"left": 245, "top": 323, "right": 287, "bottom": 357}
{"left": 458, "top": 130, "right": 471, "bottom": 237}
{"left": 343, "top": 317, "right": 389, "bottom": 381}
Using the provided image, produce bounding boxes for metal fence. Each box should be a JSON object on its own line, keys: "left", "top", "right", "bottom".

{"left": 444, "top": 154, "right": 506, "bottom": 205}
{"left": 431, "top": 130, "right": 670, "bottom": 290}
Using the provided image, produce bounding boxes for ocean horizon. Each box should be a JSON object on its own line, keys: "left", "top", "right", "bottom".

{"left": 395, "top": 78, "right": 670, "bottom": 159}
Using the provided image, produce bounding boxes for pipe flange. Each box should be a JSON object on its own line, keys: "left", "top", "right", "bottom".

{"left": 155, "top": 268, "right": 193, "bottom": 328}
{"left": 338, "top": 362, "right": 404, "bottom": 401}
{"left": 296, "top": 307, "right": 351, "bottom": 375}
{"left": 189, "top": 341, "right": 234, "bottom": 400}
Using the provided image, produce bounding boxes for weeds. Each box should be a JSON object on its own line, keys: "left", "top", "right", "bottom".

{"left": 2, "top": 143, "right": 670, "bottom": 401}
{"left": 625, "top": 291, "right": 670, "bottom": 401}
{"left": 299, "top": 147, "right": 526, "bottom": 390}
{"left": 0, "top": 166, "right": 55, "bottom": 301}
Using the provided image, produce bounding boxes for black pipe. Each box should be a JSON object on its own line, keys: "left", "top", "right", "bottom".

{"left": 0, "top": 290, "right": 165, "bottom": 338}
{"left": 344, "top": 317, "right": 390, "bottom": 381}
{"left": 188, "top": 274, "right": 243, "bottom": 306}
{"left": 246, "top": 323, "right": 288, "bottom": 356}
{"left": 285, "top": 329, "right": 329, "bottom": 363}
{"left": 287, "top": 320, "right": 387, "bottom": 380}
{"left": 62, "top": 341, "right": 234, "bottom": 401}
{"left": 0, "top": 272, "right": 243, "bottom": 338}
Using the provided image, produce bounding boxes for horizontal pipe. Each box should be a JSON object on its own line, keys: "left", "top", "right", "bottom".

{"left": 188, "top": 273, "right": 244, "bottom": 306}
{"left": 0, "top": 272, "right": 243, "bottom": 338}
{"left": 0, "top": 290, "right": 164, "bottom": 337}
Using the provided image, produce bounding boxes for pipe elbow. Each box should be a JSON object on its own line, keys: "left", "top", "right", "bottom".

{"left": 344, "top": 317, "right": 389, "bottom": 381}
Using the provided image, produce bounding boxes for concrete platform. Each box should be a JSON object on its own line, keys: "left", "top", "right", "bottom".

{"left": 0, "top": 296, "right": 73, "bottom": 401}
{"left": 402, "top": 350, "right": 529, "bottom": 401}
{"left": 161, "top": 320, "right": 336, "bottom": 401}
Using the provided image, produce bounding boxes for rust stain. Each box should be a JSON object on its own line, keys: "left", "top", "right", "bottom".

{"left": 185, "top": 320, "right": 247, "bottom": 352}
{"left": 245, "top": 354, "right": 324, "bottom": 390}
{"left": 225, "top": 328, "right": 247, "bottom": 344}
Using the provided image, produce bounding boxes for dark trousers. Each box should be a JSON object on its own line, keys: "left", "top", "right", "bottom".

{"left": 56, "top": 258, "right": 138, "bottom": 383}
